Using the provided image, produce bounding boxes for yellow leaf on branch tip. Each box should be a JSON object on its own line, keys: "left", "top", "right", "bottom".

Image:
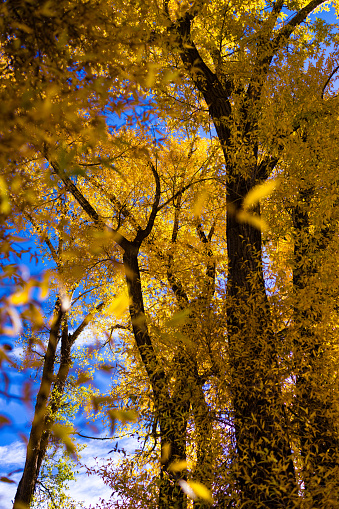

{"left": 243, "top": 179, "right": 278, "bottom": 210}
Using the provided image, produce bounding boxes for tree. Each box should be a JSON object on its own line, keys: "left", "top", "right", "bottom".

{"left": 141, "top": 2, "right": 339, "bottom": 506}
{"left": 1, "top": 1, "right": 339, "bottom": 509}
{"left": 11, "top": 188, "right": 109, "bottom": 508}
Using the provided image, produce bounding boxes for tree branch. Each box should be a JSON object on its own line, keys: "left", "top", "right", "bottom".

{"left": 167, "top": 192, "right": 189, "bottom": 306}
{"left": 321, "top": 64, "right": 339, "bottom": 100}
{"left": 267, "top": 0, "right": 327, "bottom": 70}
{"left": 69, "top": 302, "right": 105, "bottom": 344}
{"left": 247, "top": 0, "right": 327, "bottom": 103}
{"left": 135, "top": 162, "right": 161, "bottom": 243}
{"left": 47, "top": 158, "right": 130, "bottom": 251}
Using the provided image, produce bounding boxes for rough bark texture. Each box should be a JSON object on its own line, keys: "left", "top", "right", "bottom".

{"left": 226, "top": 199, "right": 296, "bottom": 508}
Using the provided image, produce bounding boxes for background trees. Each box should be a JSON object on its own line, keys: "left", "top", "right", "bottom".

{"left": 1, "top": 1, "right": 339, "bottom": 508}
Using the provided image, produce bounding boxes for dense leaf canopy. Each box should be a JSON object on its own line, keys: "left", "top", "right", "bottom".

{"left": 1, "top": 1, "right": 339, "bottom": 508}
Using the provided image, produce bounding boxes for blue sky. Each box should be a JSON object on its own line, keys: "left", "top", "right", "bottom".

{"left": 0, "top": 435, "right": 139, "bottom": 508}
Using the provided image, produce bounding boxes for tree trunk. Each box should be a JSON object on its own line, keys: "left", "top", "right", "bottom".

{"left": 13, "top": 300, "right": 64, "bottom": 509}
{"left": 226, "top": 193, "right": 297, "bottom": 508}
{"left": 123, "top": 247, "right": 189, "bottom": 509}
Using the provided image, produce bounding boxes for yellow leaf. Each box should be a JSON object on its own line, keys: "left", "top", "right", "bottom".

{"left": 0, "top": 176, "right": 10, "bottom": 214}
{"left": 39, "top": 272, "right": 50, "bottom": 300}
{"left": 106, "top": 292, "right": 130, "bottom": 318}
{"left": 187, "top": 481, "right": 213, "bottom": 503}
{"left": 107, "top": 409, "right": 138, "bottom": 434}
{"left": 237, "top": 210, "right": 268, "bottom": 231}
{"left": 161, "top": 443, "right": 171, "bottom": 464}
{"left": 0, "top": 477, "right": 15, "bottom": 484}
{"left": 108, "top": 409, "right": 138, "bottom": 423}
{"left": 243, "top": 179, "right": 278, "bottom": 210}
{"left": 144, "top": 63, "right": 161, "bottom": 88}
{"left": 51, "top": 424, "right": 76, "bottom": 455}
{"left": 0, "top": 415, "right": 11, "bottom": 428}
{"left": 178, "top": 480, "right": 197, "bottom": 499}
{"left": 168, "top": 460, "right": 187, "bottom": 472}
{"left": 9, "top": 286, "right": 31, "bottom": 306}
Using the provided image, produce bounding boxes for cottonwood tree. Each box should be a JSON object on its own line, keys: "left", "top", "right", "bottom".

{"left": 133, "top": 1, "right": 339, "bottom": 507}
{"left": 10, "top": 184, "right": 111, "bottom": 508}
{"left": 2, "top": 1, "right": 339, "bottom": 509}
{"left": 43, "top": 129, "right": 226, "bottom": 509}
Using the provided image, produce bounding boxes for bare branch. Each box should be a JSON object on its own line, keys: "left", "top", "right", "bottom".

{"left": 69, "top": 302, "right": 105, "bottom": 344}
{"left": 75, "top": 432, "right": 115, "bottom": 441}
{"left": 46, "top": 158, "right": 130, "bottom": 251}
{"left": 321, "top": 64, "right": 339, "bottom": 100}
{"left": 167, "top": 192, "right": 189, "bottom": 306}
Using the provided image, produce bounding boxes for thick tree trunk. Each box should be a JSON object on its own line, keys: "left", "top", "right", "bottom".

{"left": 35, "top": 320, "right": 73, "bottom": 488}
{"left": 226, "top": 194, "right": 297, "bottom": 508}
{"left": 13, "top": 300, "right": 64, "bottom": 509}
{"left": 159, "top": 391, "right": 189, "bottom": 509}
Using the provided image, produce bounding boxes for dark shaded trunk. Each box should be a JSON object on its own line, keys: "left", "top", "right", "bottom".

{"left": 159, "top": 382, "right": 189, "bottom": 509}
{"left": 13, "top": 300, "right": 64, "bottom": 509}
{"left": 35, "top": 319, "right": 73, "bottom": 486}
{"left": 192, "top": 379, "right": 214, "bottom": 509}
{"left": 123, "top": 247, "right": 189, "bottom": 509}
{"left": 171, "top": 12, "right": 299, "bottom": 504}
{"left": 226, "top": 193, "right": 297, "bottom": 508}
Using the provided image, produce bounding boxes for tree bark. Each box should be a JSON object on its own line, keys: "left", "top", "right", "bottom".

{"left": 226, "top": 200, "right": 297, "bottom": 508}
{"left": 123, "top": 246, "right": 189, "bottom": 509}
{"left": 13, "top": 300, "right": 64, "bottom": 509}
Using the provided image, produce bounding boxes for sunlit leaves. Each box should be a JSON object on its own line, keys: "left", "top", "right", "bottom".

{"left": 242, "top": 180, "right": 278, "bottom": 211}
{"left": 165, "top": 308, "right": 191, "bottom": 327}
{"left": 193, "top": 189, "right": 209, "bottom": 216}
{"left": 235, "top": 179, "right": 280, "bottom": 231}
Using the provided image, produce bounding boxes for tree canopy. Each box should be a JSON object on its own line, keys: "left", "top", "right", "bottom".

{"left": 1, "top": 1, "right": 339, "bottom": 508}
